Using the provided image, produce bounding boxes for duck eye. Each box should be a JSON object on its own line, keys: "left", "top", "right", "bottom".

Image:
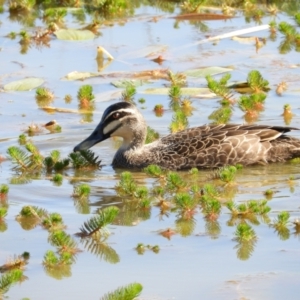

{"left": 112, "top": 113, "right": 120, "bottom": 119}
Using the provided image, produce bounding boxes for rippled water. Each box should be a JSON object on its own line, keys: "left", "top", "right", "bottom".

{"left": 1, "top": 3, "right": 300, "bottom": 300}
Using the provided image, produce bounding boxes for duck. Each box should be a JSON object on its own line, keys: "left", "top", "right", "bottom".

{"left": 74, "top": 101, "right": 300, "bottom": 170}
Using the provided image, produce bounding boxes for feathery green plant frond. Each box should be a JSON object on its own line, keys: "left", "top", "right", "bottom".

{"left": 174, "top": 192, "right": 197, "bottom": 212}
{"left": 43, "top": 250, "right": 73, "bottom": 267}
{"left": 272, "top": 211, "right": 290, "bottom": 228}
{"left": 0, "top": 269, "right": 23, "bottom": 296}
{"left": 238, "top": 92, "right": 266, "bottom": 112}
{"left": 278, "top": 21, "right": 297, "bottom": 38}
{"left": 52, "top": 173, "right": 63, "bottom": 184}
{"left": 211, "top": 165, "right": 237, "bottom": 183}
{"left": 169, "top": 109, "right": 188, "bottom": 133}
{"left": 209, "top": 106, "right": 232, "bottom": 124}
{"left": 143, "top": 164, "right": 164, "bottom": 177}
{"left": 116, "top": 172, "right": 137, "bottom": 196}
{"left": 100, "top": 282, "right": 143, "bottom": 300}
{"left": 121, "top": 84, "right": 136, "bottom": 102}
{"left": 77, "top": 85, "right": 95, "bottom": 102}
{"left": 234, "top": 223, "right": 257, "bottom": 242}
{"left": 35, "top": 87, "right": 54, "bottom": 101}
{"left": 42, "top": 213, "right": 64, "bottom": 230}
{"left": 206, "top": 73, "right": 234, "bottom": 103}
{"left": 247, "top": 70, "right": 269, "bottom": 93}
{"left": 49, "top": 230, "right": 79, "bottom": 254}
{"left": 69, "top": 150, "right": 102, "bottom": 169}
{"left": 166, "top": 172, "right": 186, "bottom": 190}
{"left": 134, "top": 186, "right": 149, "bottom": 199}
{"left": 7, "top": 146, "right": 32, "bottom": 171}
{"left": 73, "top": 184, "right": 91, "bottom": 199}
{"left": 19, "top": 205, "right": 48, "bottom": 219}
{"left": 80, "top": 239, "right": 120, "bottom": 264}
{"left": 77, "top": 206, "right": 119, "bottom": 238}
{"left": 295, "top": 12, "right": 300, "bottom": 26}
{"left": 145, "top": 126, "right": 159, "bottom": 144}
{"left": 168, "top": 85, "right": 182, "bottom": 110}
{"left": 202, "top": 199, "right": 222, "bottom": 220}
{"left": 226, "top": 200, "right": 271, "bottom": 216}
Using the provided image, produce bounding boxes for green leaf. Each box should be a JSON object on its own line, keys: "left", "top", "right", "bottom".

{"left": 54, "top": 29, "right": 95, "bottom": 41}
{"left": 184, "top": 67, "right": 233, "bottom": 78}
{"left": 142, "top": 87, "right": 215, "bottom": 97}
{"left": 63, "top": 71, "right": 100, "bottom": 80}
{"left": 111, "top": 79, "right": 151, "bottom": 88}
{"left": 4, "top": 78, "right": 44, "bottom": 91}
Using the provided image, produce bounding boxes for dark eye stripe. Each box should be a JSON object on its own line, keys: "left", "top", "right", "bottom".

{"left": 103, "top": 111, "right": 131, "bottom": 127}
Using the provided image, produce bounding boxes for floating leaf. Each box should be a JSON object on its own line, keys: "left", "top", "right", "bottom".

{"left": 4, "top": 78, "right": 44, "bottom": 91}
{"left": 63, "top": 71, "right": 100, "bottom": 80}
{"left": 184, "top": 67, "right": 233, "bottom": 78}
{"left": 111, "top": 79, "right": 151, "bottom": 88}
{"left": 54, "top": 29, "right": 95, "bottom": 41}
{"left": 142, "top": 87, "right": 216, "bottom": 98}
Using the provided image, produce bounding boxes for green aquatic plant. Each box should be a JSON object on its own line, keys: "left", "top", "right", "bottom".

{"left": 153, "top": 104, "right": 164, "bottom": 117}
{"left": 77, "top": 206, "right": 119, "bottom": 238}
{"left": 77, "top": 85, "right": 95, "bottom": 110}
{"left": 271, "top": 211, "right": 290, "bottom": 240}
{"left": 52, "top": 173, "right": 63, "bottom": 184}
{"left": 73, "top": 184, "right": 91, "bottom": 199}
{"left": 174, "top": 192, "right": 197, "bottom": 215}
{"left": 43, "top": 7, "right": 67, "bottom": 24}
{"left": 168, "top": 70, "right": 186, "bottom": 87}
{"left": 206, "top": 73, "right": 234, "bottom": 103}
{"left": 247, "top": 70, "right": 269, "bottom": 93}
{"left": 168, "top": 85, "right": 182, "bottom": 110}
{"left": 42, "top": 213, "right": 64, "bottom": 231}
{"left": 0, "top": 269, "right": 24, "bottom": 297}
{"left": 0, "top": 252, "right": 30, "bottom": 273}
{"left": 202, "top": 198, "right": 222, "bottom": 221}
{"left": 100, "top": 282, "right": 143, "bottom": 300}
{"left": 238, "top": 92, "right": 267, "bottom": 113}
{"left": 226, "top": 199, "right": 271, "bottom": 217}
{"left": 43, "top": 250, "right": 73, "bottom": 267}
{"left": 234, "top": 223, "right": 257, "bottom": 242}
{"left": 77, "top": 85, "right": 95, "bottom": 102}
{"left": 145, "top": 126, "right": 159, "bottom": 144}
{"left": 169, "top": 109, "right": 188, "bottom": 133}
{"left": 35, "top": 87, "right": 54, "bottom": 101}
{"left": 0, "top": 207, "right": 8, "bottom": 220}
{"left": 116, "top": 172, "right": 137, "bottom": 196}
{"left": 69, "top": 150, "right": 102, "bottom": 169}
{"left": 135, "top": 243, "right": 159, "bottom": 255}
{"left": 166, "top": 172, "right": 186, "bottom": 191}
{"left": 0, "top": 184, "right": 9, "bottom": 200}
{"left": 64, "top": 94, "right": 72, "bottom": 103}
{"left": 121, "top": 84, "right": 136, "bottom": 102}
{"left": 7, "top": 145, "right": 43, "bottom": 172}
{"left": 143, "top": 164, "right": 164, "bottom": 177}
{"left": 49, "top": 230, "right": 79, "bottom": 254}
{"left": 18, "top": 134, "right": 27, "bottom": 145}
{"left": 295, "top": 12, "right": 300, "bottom": 26}
{"left": 212, "top": 165, "right": 237, "bottom": 183}
{"left": 209, "top": 104, "right": 232, "bottom": 124}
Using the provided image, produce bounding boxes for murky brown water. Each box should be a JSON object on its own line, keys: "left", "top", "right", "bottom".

{"left": 1, "top": 2, "right": 300, "bottom": 299}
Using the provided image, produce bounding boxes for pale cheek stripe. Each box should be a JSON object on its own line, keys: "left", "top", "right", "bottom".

{"left": 103, "top": 120, "right": 119, "bottom": 135}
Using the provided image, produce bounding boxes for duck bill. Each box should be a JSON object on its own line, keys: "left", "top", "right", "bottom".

{"left": 73, "top": 125, "right": 109, "bottom": 152}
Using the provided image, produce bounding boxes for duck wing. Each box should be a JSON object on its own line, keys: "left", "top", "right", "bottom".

{"left": 157, "top": 124, "right": 299, "bottom": 169}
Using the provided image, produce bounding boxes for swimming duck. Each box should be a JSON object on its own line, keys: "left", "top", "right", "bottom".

{"left": 74, "top": 102, "right": 300, "bottom": 170}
